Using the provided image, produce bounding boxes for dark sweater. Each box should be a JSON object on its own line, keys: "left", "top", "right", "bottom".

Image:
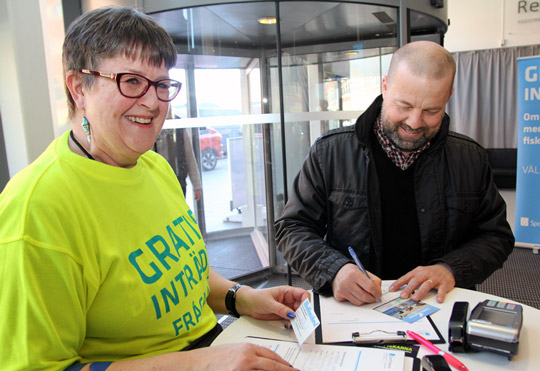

{"left": 370, "top": 132, "right": 422, "bottom": 279}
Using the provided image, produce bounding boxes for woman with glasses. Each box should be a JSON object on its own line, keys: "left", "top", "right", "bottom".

{"left": 0, "top": 7, "right": 307, "bottom": 371}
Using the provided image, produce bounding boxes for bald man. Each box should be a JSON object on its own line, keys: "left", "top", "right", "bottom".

{"left": 275, "top": 41, "right": 514, "bottom": 306}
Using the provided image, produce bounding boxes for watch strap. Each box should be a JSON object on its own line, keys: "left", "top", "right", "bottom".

{"left": 225, "top": 284, "right": 245, "bottom": 317}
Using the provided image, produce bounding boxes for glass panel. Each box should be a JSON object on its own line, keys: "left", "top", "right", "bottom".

{"left": 152, "top": 2, "right": 277, "bottom": 280}
{"left": 151, "top": 1, "right": 401, "bottom": 279}
{"left": 410, "top": 8, "right": 447, "bottom": 43}
{"left": 272, "top": 1, "right": 398, "bottom": 222}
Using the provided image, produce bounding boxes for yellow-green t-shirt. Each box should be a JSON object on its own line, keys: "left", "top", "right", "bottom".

{"left": 0, "top": 130, "right": 216, "bottom": 370}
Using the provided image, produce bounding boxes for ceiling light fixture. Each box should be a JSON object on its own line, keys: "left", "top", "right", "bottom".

{"left": 258, "top": 17, "right": 277, "bottom": 25}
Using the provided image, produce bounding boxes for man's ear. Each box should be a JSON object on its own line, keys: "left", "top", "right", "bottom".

{"left": 448, "top": 86, "right": 455, "bottom": 100}
{"left": 381, "top": 75, "right": 388, "bottom": 99}
{"left": 65, "top": 70, "right": 86, "bottom": 109}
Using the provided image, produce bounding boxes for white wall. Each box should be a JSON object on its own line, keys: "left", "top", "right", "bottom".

{"left": 41, "top": 0, "right": 71, "bottom": 139}
{"left": 82, "top": 0, "right": 139, "bottom": 12}
{"left": 445, "top": 0, "right": 540, "bottom": 52}
{"left": 0, "top": 0, "right": 56, "bottom": 177}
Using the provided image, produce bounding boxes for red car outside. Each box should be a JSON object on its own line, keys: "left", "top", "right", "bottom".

{"left": 199, "top": 127, "right": 223, "bottom": 171}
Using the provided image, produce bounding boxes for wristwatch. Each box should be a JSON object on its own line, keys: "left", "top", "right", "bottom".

{"left": 225, "top": 284, "right": 245, "bottom": 317}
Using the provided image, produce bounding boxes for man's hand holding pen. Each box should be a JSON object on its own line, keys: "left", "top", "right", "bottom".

{"left": 332, "top": 263, "right": 383, "bottom": 305}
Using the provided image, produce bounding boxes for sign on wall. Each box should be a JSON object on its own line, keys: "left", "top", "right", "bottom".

{"left": 514, "top": 55, "right": 540, "bottom": 249}
{"left": 504, "top": 0, "right": 540, "bottom": 37}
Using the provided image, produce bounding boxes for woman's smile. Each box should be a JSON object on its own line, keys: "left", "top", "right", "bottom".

{"left": 126, "top": 115, "right": 153, "bottom": 125}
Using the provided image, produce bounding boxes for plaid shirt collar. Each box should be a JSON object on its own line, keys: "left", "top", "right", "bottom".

{"left": 374, "top": 115, "right": 430, "bottom": 171}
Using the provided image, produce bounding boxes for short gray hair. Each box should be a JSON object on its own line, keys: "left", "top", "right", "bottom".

{"left": 62, "top": 6, "right": 177, "bottom": 119}
{"left": 388, "top": 41, "right": 455, "bottom": 84}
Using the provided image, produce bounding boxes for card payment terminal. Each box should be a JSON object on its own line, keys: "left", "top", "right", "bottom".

{"left": 465, "top": 299, "right": 523, "bottom": 359}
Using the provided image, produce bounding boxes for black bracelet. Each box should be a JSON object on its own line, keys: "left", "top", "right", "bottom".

{"left": 225, "top": 284, "right": 245, "bottom": 317}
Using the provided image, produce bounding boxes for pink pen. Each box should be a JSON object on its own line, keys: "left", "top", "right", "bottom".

{"left": 407, "top": 330, "right": 469, "bottom": 371}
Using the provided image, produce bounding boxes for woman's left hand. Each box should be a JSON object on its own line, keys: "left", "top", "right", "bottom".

{"left": 235, "top": 286, "right": 310, "bottom": 321}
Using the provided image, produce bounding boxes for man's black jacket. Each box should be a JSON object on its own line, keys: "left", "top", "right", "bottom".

{"left": 275, "top": 95, "right": 514, "bottom": 295}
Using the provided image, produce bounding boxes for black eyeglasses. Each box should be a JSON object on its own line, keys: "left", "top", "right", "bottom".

{"left": 80, "top": 69, "right": 181, "bottom": 102}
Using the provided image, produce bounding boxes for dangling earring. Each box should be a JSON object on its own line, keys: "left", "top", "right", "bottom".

{"left": 82, "top": 116, "right": 91, "bottom": 143}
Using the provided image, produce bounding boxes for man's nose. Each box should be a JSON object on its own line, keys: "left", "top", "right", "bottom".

{"left": 405, "top": 109, "right": 423, "bottom": 129}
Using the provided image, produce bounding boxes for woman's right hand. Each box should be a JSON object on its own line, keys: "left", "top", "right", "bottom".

{"left": 182, "top": 343, "right": 299, "bottom": 371}
{"left": 105, "top": 342, "right": 299, "bottom": 370}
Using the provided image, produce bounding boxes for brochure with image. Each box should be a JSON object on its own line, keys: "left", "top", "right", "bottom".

{"left": 374, "top": 297, "right": 440, "bottom": 323}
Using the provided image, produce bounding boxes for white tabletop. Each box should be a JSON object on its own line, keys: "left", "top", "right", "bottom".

{"left": 211, "top": 287, "right": 540, "bottom": 370}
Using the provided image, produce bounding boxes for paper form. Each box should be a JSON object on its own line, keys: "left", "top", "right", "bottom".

{"left": 318, "top": 282, "right": 443, "bottom": 343}
{"left": 247, "top": 337, "right": 405, "bottom": 371}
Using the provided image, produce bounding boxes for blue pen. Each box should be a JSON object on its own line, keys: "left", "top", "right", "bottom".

{"left": 348, "top": 246, "right": 381, "bottom": 302}
{"left": 348, "top": 246, "right": 370, "bottom": 279}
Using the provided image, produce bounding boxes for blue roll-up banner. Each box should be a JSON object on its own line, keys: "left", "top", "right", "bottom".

{"left": 515, "top": 56, "right": 540, "bottom": 249}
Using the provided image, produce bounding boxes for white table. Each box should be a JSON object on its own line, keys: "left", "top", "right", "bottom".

{"left": 212, "top": 287, "right": 540, "bottom": 370}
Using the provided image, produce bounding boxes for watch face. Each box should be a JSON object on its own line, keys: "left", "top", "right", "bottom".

{"left": 225, "top": 284, "right": 244, "bottom": 317}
